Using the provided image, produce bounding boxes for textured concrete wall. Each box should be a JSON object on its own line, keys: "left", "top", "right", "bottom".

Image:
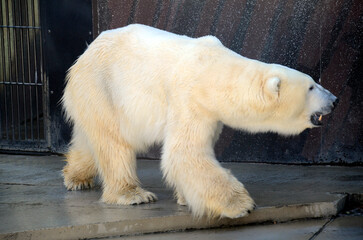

{"left": 93, "top": 0, "right": 363, "bottom": 164}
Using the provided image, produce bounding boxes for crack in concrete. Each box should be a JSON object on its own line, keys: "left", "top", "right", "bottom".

{"left": 309, "top": 216, "right": 335, "bottom": 240}
{"left": 309, "top": 192, "right": 363, "bottom": 239}
{"left": 0, "top": 182, "right": 39, "bottom": 186}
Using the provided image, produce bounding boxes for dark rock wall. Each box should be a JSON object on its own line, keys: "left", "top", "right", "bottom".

{"left": 93, "top": 0, "right": 363, "bottom": 164}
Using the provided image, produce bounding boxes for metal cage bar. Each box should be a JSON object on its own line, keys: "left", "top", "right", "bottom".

{"left": 0, "top": 0, "right": 48, "bottom": 151}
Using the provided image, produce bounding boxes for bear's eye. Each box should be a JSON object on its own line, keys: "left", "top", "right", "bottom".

{"left": 309, "top": 86, "right": 314, "bottom": 91}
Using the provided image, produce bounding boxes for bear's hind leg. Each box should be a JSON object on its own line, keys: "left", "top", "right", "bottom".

{"left": 63, "top": 71, "right": 156, "bottom": 204}
{"left": 63, "top": 132, "right": 97, "bottom": 190}
{"left": 174, "top": 189, "right": 187, "bottom": 206}
{"left": 96, "top": 138, "right": 157, "bottom": 205}
{"left": 63, "top": 150, "right": 96, "bottom": 190}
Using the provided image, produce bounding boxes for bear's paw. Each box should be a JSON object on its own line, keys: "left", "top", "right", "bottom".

{"left": 219, "top": 190, "right": 256, "bottom": 218}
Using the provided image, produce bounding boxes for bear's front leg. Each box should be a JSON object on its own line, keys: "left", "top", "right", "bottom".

{"left": 162, "top": 120, "right": 255, "bottom": 218}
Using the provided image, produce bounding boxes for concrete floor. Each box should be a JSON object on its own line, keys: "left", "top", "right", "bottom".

{"left": 0, "top": 154, "right": 362, "bottom": 239}
{"left": 113, "top": 215, "right": 363, "bottom": 240}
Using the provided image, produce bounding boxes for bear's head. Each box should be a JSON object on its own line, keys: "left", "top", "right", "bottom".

{"left": 240, "top": 64, "right": 338, "bottom": 135}
{"left": 214, "top": 63, "right": 338, "bottom": 136}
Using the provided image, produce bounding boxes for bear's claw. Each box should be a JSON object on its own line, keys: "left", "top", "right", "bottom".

{"left": 103, "top": 187, "right": 158, "bottom": 205}
{"left": 64, "top": 178, "right": 94, "bottom": 191}
{"left": 175, "top": 191, "right": 187, "bottom": 206}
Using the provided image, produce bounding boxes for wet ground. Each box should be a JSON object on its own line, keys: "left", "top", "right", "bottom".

{"left": 0, "top": 154, "right": 362, "bottom": 239}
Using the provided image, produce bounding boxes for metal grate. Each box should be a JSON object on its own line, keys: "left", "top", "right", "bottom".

{"left": 0, "top": 0, "right": 48, "bottom": 150}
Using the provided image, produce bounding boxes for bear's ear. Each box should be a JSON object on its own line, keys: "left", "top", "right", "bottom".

{"left": 265, "top": 77, "right": 281, "bottom": 97}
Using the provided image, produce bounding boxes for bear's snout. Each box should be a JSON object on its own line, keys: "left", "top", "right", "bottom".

{"left": 322, "top": 96, "right": 338, "bottom": 115}
{"left": 326, "top": 96, "right": 339, "bottom": 113}
{"left": 311, "top": 95, "right": 338, "bottom": 126}
{"left": 332, "top": 98, "right": 339, "bottom": 109}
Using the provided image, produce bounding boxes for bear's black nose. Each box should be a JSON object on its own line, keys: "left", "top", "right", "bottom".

{"left": 333, "top": 98, "right": 339, "bottom": 109}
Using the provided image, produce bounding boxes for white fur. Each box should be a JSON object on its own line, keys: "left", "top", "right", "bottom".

{"left": 62, "top": 24, "right": 336, "bottom": 218}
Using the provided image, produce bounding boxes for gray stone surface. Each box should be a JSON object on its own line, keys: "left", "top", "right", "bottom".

{"left": 0, "top": 154, "right": 362, "bottom": 239}
{"left": 316, "top": 216, "right": 363, "bottom": 240}
{"left": 116, "top": 219, "right": 329, "bottom": 240}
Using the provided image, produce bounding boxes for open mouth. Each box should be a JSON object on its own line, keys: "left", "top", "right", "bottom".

{"left": 310, "top": 112, "right": 323, "bottom": 126}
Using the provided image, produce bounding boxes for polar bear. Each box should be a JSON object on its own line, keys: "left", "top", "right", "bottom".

{"left": 62, "top": 24, "right": 338, "bottom": 218}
